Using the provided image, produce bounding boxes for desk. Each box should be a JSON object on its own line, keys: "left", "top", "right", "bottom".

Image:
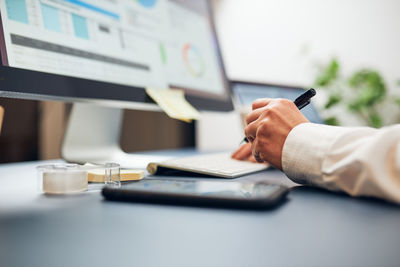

{"left": 1, "top": 150, "right": 400, "bottom": 267}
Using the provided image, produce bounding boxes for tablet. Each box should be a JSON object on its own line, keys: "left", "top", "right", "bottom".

{"left": 102, "top": 179, "right": 288, "bottom": 209}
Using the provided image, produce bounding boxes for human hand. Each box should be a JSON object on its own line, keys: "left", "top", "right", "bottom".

{"left": 244, "top": 98, "right": 309, "bottom": 170}
{"left": 231, "top": 142, "right": 258, "bottom": 163}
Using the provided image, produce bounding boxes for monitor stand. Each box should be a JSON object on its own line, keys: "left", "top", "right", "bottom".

{"left": 62, "top": 103, "right": 171, "bottom": 168}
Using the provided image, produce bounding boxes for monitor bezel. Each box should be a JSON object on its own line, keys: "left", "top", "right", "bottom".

{"left": 229, "top": 79, "right": 306, "bottom": 92}
{"left": 0, "top": 1, "right": 233, "bottom": 112}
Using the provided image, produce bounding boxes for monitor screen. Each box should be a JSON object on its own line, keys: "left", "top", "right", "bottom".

{"left": 0, "top": 0, "right": 232, "bottom": 111}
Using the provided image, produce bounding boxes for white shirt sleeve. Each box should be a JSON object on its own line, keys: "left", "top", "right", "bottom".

{"left": 281, "top": 123, "right": 400, "bottom": 204}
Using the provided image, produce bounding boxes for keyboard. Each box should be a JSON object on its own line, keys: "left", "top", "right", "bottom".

{"left": 147, "top": 152, "right": 269, "bottom": 178}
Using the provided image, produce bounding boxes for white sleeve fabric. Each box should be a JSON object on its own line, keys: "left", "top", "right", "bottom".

{"left": 281, "top": 123, "right": 400, "bottom": 204}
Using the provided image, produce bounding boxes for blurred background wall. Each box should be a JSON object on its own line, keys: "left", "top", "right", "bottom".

{"left": 213, "top": 0, "right": 400, "bottom": 89}
{"left": 1, "top": 0, "right": 399, "bottom": 162}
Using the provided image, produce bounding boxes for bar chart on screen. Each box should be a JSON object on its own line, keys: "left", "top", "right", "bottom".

{"left": 40, "top": 3, "right": 63, "bottom": 32}
{"left": 1, "top": 0, "right": 169, "bottom": 89}
{"left": 71, "top": 14, "right": 89, "bottom": 39}
{"left": 5, "top": 0, "right": 29, "bottom": 24}
{"left": 1, "top": 0, "right": 227, "bottom": 95}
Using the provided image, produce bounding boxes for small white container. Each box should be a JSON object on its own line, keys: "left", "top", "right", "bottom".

{"left": 37, "top": 163, "right": 120, "bottom": 195}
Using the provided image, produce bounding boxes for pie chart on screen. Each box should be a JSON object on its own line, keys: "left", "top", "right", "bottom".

{"left": 137, "top": 0, "right": 157, "bottom": 8}
{"left": 182, "top": 43, "right": 206, "bottom": 78}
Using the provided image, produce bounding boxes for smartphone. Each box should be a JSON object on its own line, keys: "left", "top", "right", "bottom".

{"left": 102, "top": 179, "right": 288, "bottom": 209}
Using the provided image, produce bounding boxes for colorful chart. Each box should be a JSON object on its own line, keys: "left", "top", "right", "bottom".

{"left": 182, "top": 43, "right": 205, "bottom": 78}
{"left": 136, "top": 0, "right": 157, "bottom": 8}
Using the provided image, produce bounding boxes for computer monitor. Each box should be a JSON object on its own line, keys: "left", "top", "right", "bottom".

{"left": 0, "top": 0, "right": 233, "bottom": 167}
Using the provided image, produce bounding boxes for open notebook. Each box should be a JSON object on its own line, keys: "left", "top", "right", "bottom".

{"left": 147, "top": 152, "right": 269, "bottom": 179}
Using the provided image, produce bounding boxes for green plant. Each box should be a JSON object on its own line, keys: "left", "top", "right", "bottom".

{"left": 314, "top": 58, "right": 398, "bottom": 128}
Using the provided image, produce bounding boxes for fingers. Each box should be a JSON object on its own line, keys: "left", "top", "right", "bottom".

{"left": 231, "top": 140, "right": 269, "bottom": 165}
{"left": 251, "top": 141, "right": 264, "bottom": 163}
{"left": 245, "top": 115, "right": 270, "bottom": 144}
{"left": 244, "top": 121, "right": 256, "bottom": 143}
{"left": 246, "top": 99, "right": 278, "bottom": 125}
{"left": 243, "top": 98, "right": 273, "bottom": 127}
{"left": 232, "top": 143, "right": 260, "bottom": 163}
{"left": 252, "top": 98, "right": 273, "bottom": 110}
{"left": 245, "top": 106, "right": 268, "bottom": 125}
{"left": 247, "top": 155, "right": 258, "bottom": 163}
{"left": 231, "top": 143, "right": 252, "bottom": 160}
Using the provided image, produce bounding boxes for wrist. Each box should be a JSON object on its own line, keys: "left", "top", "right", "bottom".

{"left": 281, "top": 123, "right": 344, "bottom": 185}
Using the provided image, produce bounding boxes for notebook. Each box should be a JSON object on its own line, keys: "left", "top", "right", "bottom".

{"left": 147, "top": 152, "right": 269, "bottom": 179}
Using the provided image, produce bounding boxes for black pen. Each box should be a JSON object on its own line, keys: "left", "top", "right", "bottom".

{"left": 242, "top": 88, "right": 316, "bottom": 143}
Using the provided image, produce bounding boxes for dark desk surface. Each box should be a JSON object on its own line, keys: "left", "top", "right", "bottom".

{"left": 1, "top": 150, "right": 400, "bottom": 267}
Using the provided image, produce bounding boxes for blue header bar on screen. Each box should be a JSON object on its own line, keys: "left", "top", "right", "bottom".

{"left": 62, "top": 0, "right": 120, "bottom": 20}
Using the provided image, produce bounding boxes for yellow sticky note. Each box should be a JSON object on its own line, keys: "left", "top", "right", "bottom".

{"left": 146, "top": 88, "right": 200, "bottom": 123}
{"left": 88, "top": 169, "right": 145, "bottom": 183}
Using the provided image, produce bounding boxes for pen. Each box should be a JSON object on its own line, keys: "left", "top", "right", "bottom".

{"left": 242, "top": 88, "right": 316, "bottom": 143}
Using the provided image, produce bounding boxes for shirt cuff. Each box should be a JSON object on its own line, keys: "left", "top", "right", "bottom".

{"left": 281, "top": 123, "right": 349, "bottom": 185}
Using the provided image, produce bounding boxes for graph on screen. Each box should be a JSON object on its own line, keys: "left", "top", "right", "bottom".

{"left": 1, "top": 0, "right": 226, "bottom": 95}
{"left": 183, "top": 43, "right": 205, "bottom": 78}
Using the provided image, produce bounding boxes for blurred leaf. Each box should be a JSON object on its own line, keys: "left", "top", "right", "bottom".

{"left": 324, "top": 116, "right": 340, "bottom": 126}
{"left": 397, "top": 80, "right": 400, "bottom": 86}
{"left": 348, "top": 69, "right": 386, "bottom": 108}
{"left": 368, "top": 113, "right": 383, "bottom": 128}
{"left": 315, "top": 59, "right": 340, "bottom": 87}
{"left": 396, "top": 98, "right": 400, "bottom": 106}
{"left": 348, "top": 102, "right": 363, "bottom": 112}
{"left": 324, "top": 94, "right": 342, "bottom": 109}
